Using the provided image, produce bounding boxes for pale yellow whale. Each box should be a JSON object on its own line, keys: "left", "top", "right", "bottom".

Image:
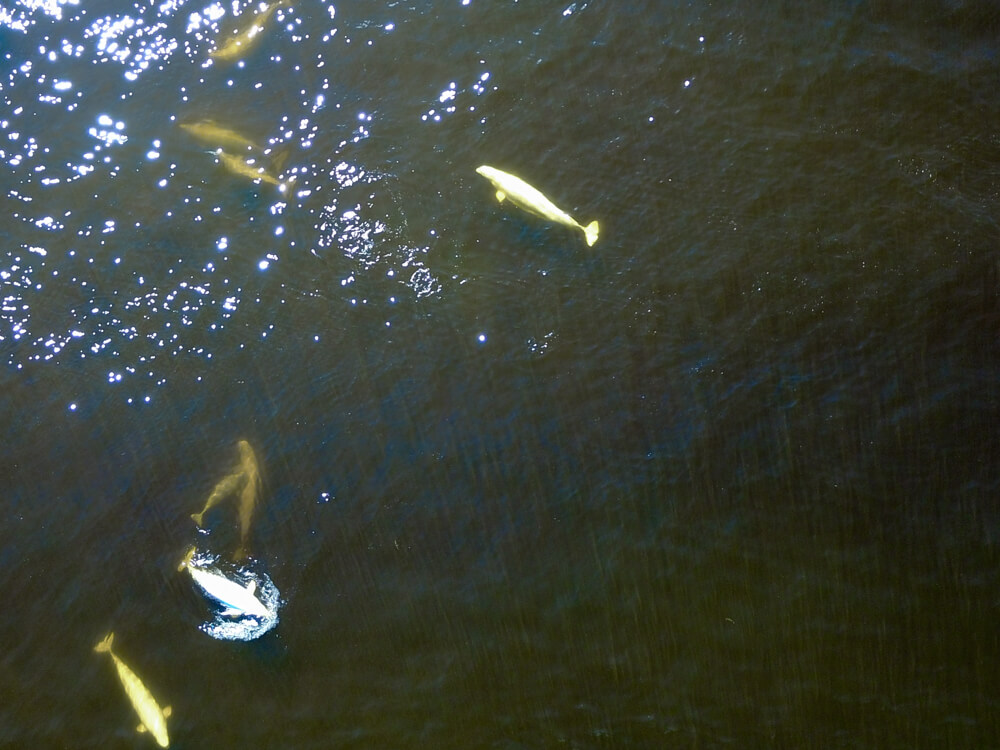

{"left": 94, "top": 633, "right": 172, "bottom": 748}
{"left": 214, "top": 149, "right": 294, "bottom": 191}
{"left": 209, "top": 0, "right": 290, "bottom": 63}
{"left": 191, "top": 466, "right": 247, "bottom": 528}
{"left": 179, "top": 119, "right": 257, "bottom": 153}
{"left": 476, "top": 165, "right": 599, "bottom": 247}
{"left": 234, "top": 440, "right": 261, "bottom": 561}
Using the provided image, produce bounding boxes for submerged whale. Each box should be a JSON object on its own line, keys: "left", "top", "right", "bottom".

{"left": 94, "top": 632, "right": 172, "bottom": 748}
{"left": 208, "top": 0, "right": 291, "bottom": 63}
{"left": 179, "top": 119, "right": 257, "bottom": 153}
{"left": 214, "top": 149, "right": 294, "bottom": 191}
{"left": 233, "top": 441, "right": 261, "bottom": 561}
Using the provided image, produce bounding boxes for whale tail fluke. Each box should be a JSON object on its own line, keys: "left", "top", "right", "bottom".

{"left": 94, "top": 632, "right": 114, "bottom": 653}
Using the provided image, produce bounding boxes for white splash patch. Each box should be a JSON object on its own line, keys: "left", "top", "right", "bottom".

{"left": 188, "top": 550, "right": 282, "bottom": 641}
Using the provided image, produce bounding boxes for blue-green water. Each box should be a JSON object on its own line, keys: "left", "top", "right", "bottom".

{"left": 2, "top": 1, "right": 999, "bottom": 746}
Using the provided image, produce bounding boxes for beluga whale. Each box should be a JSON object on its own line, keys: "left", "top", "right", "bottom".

{"left": 179, "top": 119, "right": 258, "bottom": 153}
{"left": 208, "top": 0, "right": 291, "bottom": 64}
{"left": 476, "top": 165, "right": 599, "bottom": 246}
{"left": 178, "top": 546, "right": 272, "bottom": 620}
{"left": 214, "top": 149, "right": 295, "bottom": 192}
{"left": 94, "top": 633, "right": 172, "bottom": 748}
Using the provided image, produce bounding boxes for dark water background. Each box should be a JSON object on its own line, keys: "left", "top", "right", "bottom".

{"left": 2, "top": 0, "right": 999, "bottom": 746}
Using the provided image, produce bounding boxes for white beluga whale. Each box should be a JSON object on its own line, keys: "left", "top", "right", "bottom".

{"left": 178, "top": 546, "right": 271, "bottom": 619}
{"left": 475, "top": 165, "right": 600, "bottom": 246}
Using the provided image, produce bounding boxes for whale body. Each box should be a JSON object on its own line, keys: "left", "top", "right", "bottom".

{"left": 178, "top": 548, "right": 271, "bottom": 619}
{"left": 94, "top": 633, "right": 172, "bottom": 748}
{"left": 475, "top": 165, "right": 599, "bottom": 246}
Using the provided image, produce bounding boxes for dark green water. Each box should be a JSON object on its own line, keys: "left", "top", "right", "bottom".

{"left": 2, "top": 0, "right": 999, "bottom": 747}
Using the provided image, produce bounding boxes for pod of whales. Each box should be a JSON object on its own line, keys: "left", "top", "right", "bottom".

{"left": 89, "top": 5, "right": 608, "bottom": 736}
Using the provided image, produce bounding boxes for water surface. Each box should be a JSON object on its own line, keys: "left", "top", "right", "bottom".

{"left": 2, "top": 0, "right": 999, "bottom": 746}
